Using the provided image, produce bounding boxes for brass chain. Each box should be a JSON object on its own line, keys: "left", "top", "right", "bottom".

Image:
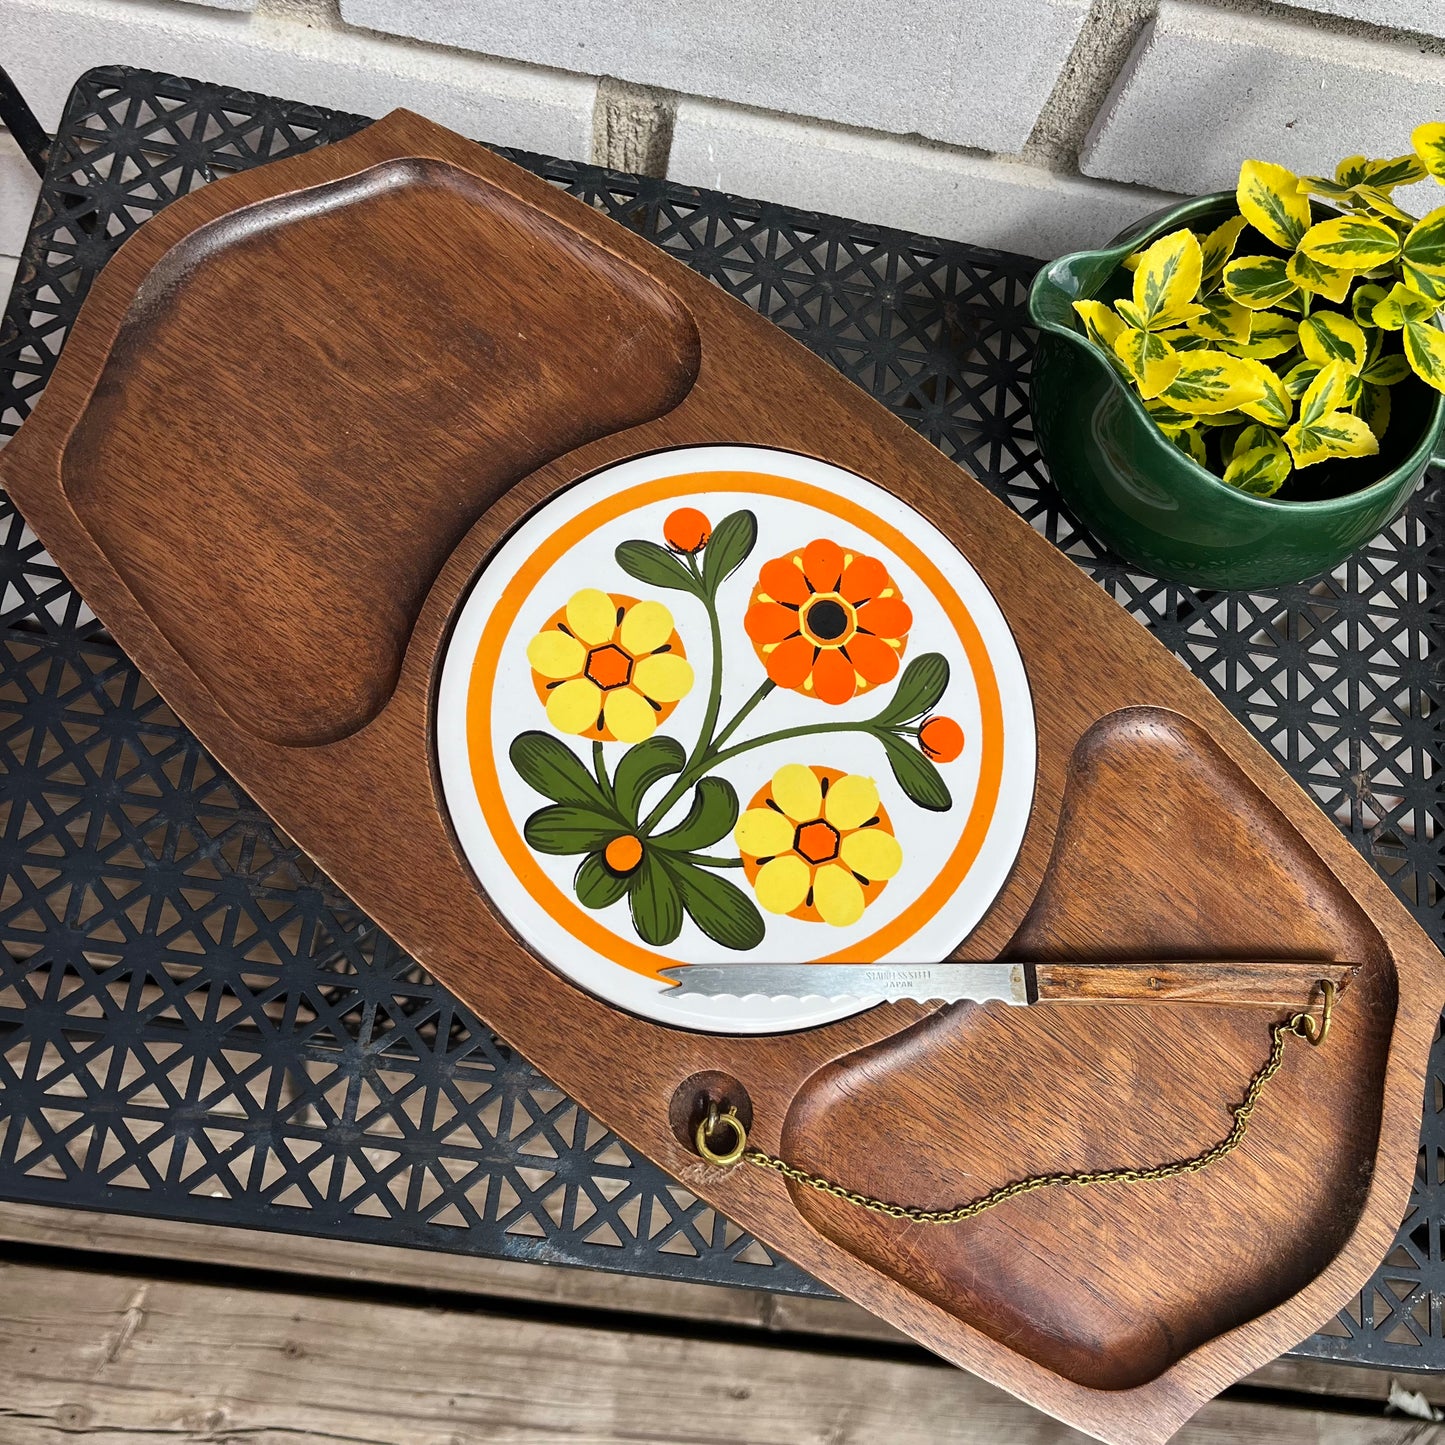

{"left": 695, "top": 982, "right": 1334, "bottom": 1224}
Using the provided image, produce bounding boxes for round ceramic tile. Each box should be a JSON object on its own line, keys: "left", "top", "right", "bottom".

{"left": 435, "top": 446, "right": 1036, "bottom": 1033}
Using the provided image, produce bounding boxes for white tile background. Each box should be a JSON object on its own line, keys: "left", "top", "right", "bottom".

{"left": 0, "top": 0, "right": 1442, "bottom": 267}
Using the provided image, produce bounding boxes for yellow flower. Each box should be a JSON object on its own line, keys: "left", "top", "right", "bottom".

{"left": 735, "top": 764, "right": 902, "bottom": 927}
{"left": 527, "top": 589, "right": 693, "bottom": 744}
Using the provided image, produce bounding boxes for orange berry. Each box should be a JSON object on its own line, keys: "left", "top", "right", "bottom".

{"left": 604, "top": 834, "right": 644, "bottom": 874}
{"left": 919, "top": 716, "right": 964, "bottom": 763}
{"left": 664, "top": 507, "right": 711, "bottom": 553}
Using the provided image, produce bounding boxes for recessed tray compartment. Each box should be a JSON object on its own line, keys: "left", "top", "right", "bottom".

{"left": 780, "top": 708, "right": 1394, "bottom": 1389}
{"left": 61, "top": 157, "right": 700, "bottom": 746}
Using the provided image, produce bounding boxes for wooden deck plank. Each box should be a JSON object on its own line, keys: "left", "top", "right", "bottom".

{"left": 0, "top": 1200, "right": 1440, "bottom": 1412}
{"left": 0, "top": 1256, "right": 1438, "bottom": 1445}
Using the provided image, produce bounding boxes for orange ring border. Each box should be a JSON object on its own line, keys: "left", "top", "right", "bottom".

{"left": 464, "top": 470, "right": 1007, "bottom": 980}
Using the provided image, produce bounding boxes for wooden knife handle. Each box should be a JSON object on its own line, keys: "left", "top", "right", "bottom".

{"left": 1031, "top": 958, "right": 1356, "bottom": 1009}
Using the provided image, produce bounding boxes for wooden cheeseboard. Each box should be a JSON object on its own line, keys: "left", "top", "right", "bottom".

{"left": 0, "top": 108, "right": 1440, "bottom": 1443}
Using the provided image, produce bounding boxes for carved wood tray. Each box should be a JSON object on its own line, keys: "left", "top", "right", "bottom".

{"left": 1, "top": 109, "right": 1440, "bottom": 1443}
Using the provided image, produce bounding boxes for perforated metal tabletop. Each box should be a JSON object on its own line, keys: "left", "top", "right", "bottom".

{"left": 0, "top": 65, "right": 1440, "bottom": 1368}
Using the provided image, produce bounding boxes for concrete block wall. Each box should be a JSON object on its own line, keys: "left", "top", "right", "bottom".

{"left": 0, "top": 0, "right": 1443, "bottom": 277}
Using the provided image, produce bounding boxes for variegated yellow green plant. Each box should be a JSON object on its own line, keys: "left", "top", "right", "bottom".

{"left": 1072, "top": 124, "right": 1445, "bottom": 498}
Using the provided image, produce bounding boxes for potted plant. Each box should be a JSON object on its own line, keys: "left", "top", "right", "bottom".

{"left": 1028, "top": 126, "right": 1445, "bottom": 588}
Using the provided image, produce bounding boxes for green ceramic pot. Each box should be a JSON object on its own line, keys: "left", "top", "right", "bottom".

{"left": 1028, "top": 192, "right": 1445, "bottom": 589}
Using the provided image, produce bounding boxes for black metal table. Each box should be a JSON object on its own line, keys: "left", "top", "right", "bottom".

{"left": 0, "top": 65, "right": 1440, "bottom": 1369}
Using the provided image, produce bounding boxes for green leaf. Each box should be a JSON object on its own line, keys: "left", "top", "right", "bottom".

{"left": 1286, "top": 249, "right": 1352, "bottom": 304}
{"left": 613, "top": 735, "right": 685, "bottom": 822}
{"left": 575, "top": 853, "right": 632, "bottom": 910}
{"left": 1223, "top": 255, "right": 1298, "bottom": 311}
{"left": 1362, "top": 154, "right": 1428, "bottom": 190}
{"left": 1413, "top": 122, "right": 1445, "bottom": 182}
{"left": 614, "top": 539, "right": 701, "bottom": 595}
{"left": 1400, "top": 208, "right": 1445, "bottom": 301}
{"left": 1186, "top": 292, "right": 1253, "bottom": 344}
{"left": 1237, "top": 360, "right": 1293, "bottom": 428}
{"left": 1200, "top": 215, "right": 1248, "bottom": 283}
{"left": 651, "top": 776, "right": 740, "bottom": 852}
{"left": 524, "top": 805, "right": 623, "bottom": 856}
{"left": 1167, "top": 425, "right": 1208, "bottom": 465}
{"left": 1073, "top": 299, "right": 1127, "bottom": 352}
{"left": 1283, "top": 410, "right": 1379, "bottom": 469}
{"left": 1156, "top": 327, "right": 1214, "bottom": 352}
{"left": 1403, "top": 318, "right": 1445, "bottom": 393}
{"left": 1113, "top": 327, "right": 1181, "bottom": 398}
{"left": 701, "top": 509, "right": 758, "bottom": 594}
{"left": 1359, "top": 381, "right": 1391, "bottom": 440}
{"left": 1237, "top": 159, "right": 1312, "bottom": 249}
{"left": 1231, "top": 422, "right": 1278, "bottom": 458}
{"left": 1113, "top": 297, "right": 1148, "bottom": 330}
{"left": 1297, "top": 173, "right": 1356, "bottom": 202}
{"left": 511, "top": 731, "right": 614, "bottom": 811}
{"left": 1360, "top": 350, "right": 1411, "bottom": 386}
{"left": 1144, "top": 398, "right": 1199, "bottom": 428}
{"left": 1350, "top": 185, "right": 1416, "bottom": 226}
{"left": 1217, "top": 310, "right": 1298, "bottom": 360}
{"left": 1223, "top": 426, "right": 1291, "bottom": 498}
{"left": 1372, "top": 281, "right": 1437, "bottom": 330}
{"left": 664, "top": 860, "right": 765, "bottom": 951}
{"left": 1402, "top": 263, "right": 1445, "bottom": 305}
{"left": 1159, "top": 349, "right": 1269, "bottom": 415}
{"left": 876, "top": 731, "right": 952, "bottom": 812}
{"left": 1298, "top": 215, "right": 1401, "bottom": 269}
{"left": 629, "top": 850, "right": 684, "bottom": 947}
{"left": 870, "top": 653, "right": 950, "bottom": 728}
{"left": 1282, "top": 359, "right": 1322, "bottom": 399}
{"left": 1132, "top": 227, "right": 1205, "bottom": 329}
{"left": 1298, "top": 360, "right": 1354, "bottom": 426}
{"left": 1336, "top": 155, "right": 1370, "bottom": 188}
{"left": 1298, "top": 312, "right": 1369, "bottom": 372}
{"left": 1352, "top": 283, "right": 1389, "bottom": 327}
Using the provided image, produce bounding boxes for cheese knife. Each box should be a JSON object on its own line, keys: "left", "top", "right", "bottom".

{"left": 658, "top": 958, "right": 1356, "bottom": 1008}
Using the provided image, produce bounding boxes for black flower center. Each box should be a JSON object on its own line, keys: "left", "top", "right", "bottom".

{"left": 805, "top": 598, "right": 850, "bottom": 641}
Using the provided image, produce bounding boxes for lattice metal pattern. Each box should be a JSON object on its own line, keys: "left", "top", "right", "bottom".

{"left": 0, "top": 66, "right": 1441, "bottom": 1363}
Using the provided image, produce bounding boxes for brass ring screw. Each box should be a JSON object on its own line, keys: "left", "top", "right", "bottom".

{"left": 1291, "top": 977, "right": 1335, "bottom": 1046}
{"left": 696, "top": 1103, "right": 748, "bottom": 1167}
{"left": 691, "top": 980, "right": 1339, "bottom": 1220}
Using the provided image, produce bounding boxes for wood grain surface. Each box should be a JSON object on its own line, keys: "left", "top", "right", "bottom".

{"left": 1, "top": 109, "right": 1441, "bottom": 1444}
{"left": 1033, "top": 957, "right": 1355, "bottom": 1008}
{"left": 2, "top": 1198, "right": 1441, "bottom": 1414}
{"left": 0, "top": 1251, "right": 1435, "bottom": 1444}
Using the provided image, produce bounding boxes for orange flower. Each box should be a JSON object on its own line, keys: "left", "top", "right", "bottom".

{"left": 744, "top": 539, "right": 912, "bottom": 704}
{"left": 919, "top": 716, "right": 964, "bottom": 763}
{"left": 664, "top": 507, "right": 711, "bottom": 553}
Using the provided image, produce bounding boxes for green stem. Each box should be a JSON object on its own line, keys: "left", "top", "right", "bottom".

{"left": 676, "top": 852, "right": 745, "bottom": 869}
{"left": 641, "top": 720, "right": 881, "bottom": 835}
{"left": 592, "top": 741, "right": 615, "bottom": 808}
{"left": 710, "top": 679, "right": 774, "bottom": 754}
{"left": 706, "top": 721, "right": 880, "bottom": 772}
{"left": 689, "top": 566, "right": 726, "bottom": 771}
{"left": 638, "top": 555, "right": 727, "bottom": 837}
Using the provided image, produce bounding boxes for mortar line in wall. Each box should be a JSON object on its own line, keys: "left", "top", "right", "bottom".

{"left": 1023, "top": 0, "right": 1445, "bottom": 180}
{"left": 1206, "top": 0, "right": 1445, "bottom": 57}
{"left": 1022, "top": 0, "right": 1159, "bottom": 172}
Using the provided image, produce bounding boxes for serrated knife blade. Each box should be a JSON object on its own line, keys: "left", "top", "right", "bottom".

{"left": 658, "top": 957, "right": 1359, "bottom": 1009}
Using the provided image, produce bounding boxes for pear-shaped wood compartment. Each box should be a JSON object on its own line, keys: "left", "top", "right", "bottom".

{"left": 1, "top": 110, "right": 1440, "bottom": 1444}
